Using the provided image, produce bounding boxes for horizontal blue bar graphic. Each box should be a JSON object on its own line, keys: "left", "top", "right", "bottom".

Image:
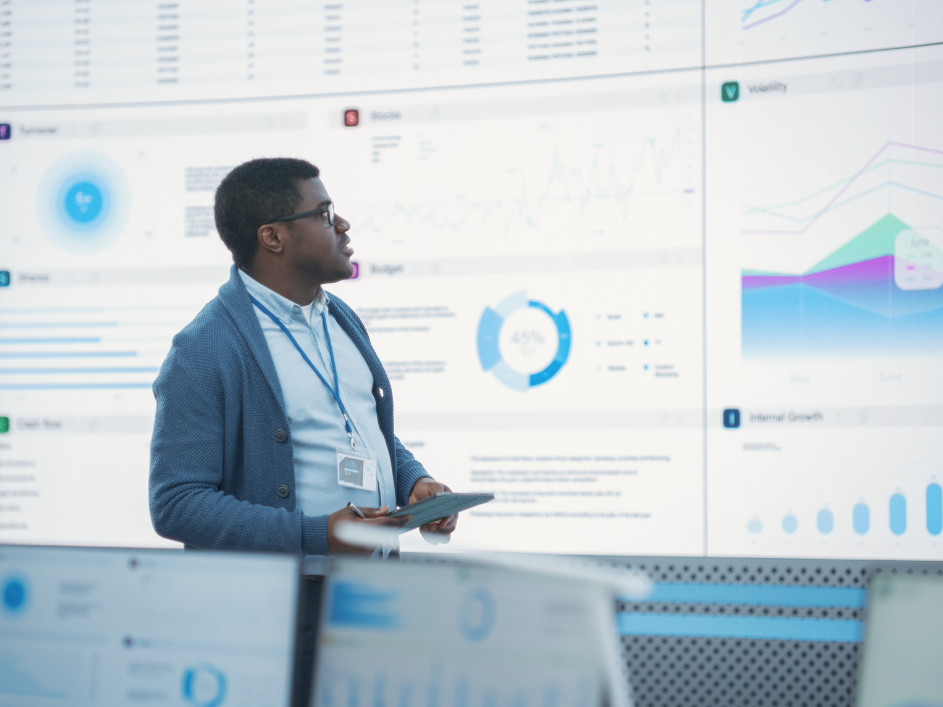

{"left": 638, "top": 582, "right": 867, "bottom": 608}
{"left": 0, "top": 322, "right": 118, "bottom": 329}
{"left": 0, "top": 352, "right": 136, "bottom": 359}
{"left": 0, "top": 307, "right": 106, "bottom": 313}
{"left": 0, "top": 338, "right": 101, "bottom": 344}
{"left": 0, "top": 367, "right": 158, "bottom": 374}
{"left": 617, "top": 613, "right": 863, "bottom": 643}
{"left": 0, "top": 383, "right": 153, "bottom": 390}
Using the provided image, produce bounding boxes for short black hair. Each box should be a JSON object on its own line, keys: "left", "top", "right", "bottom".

{"left": 214, "top": 158, "right": 320, "bottom": 270}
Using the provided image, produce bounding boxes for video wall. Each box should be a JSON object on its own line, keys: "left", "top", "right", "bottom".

{"left": 0, "top": 0, "right": 941, "bottom": 560}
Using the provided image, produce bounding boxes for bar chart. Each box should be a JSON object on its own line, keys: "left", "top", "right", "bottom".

{"left": 0, "top": 306, "right": 199, "bottom": 391}
{"left": 778, "top": 484, "right": 943, "bottom": 540}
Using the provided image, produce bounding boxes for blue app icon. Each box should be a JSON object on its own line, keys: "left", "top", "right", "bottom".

{"left": 0, "top": 271, "right": 9, "bottom": 287}
{"left": 722, "top": 408, "right": 741, "bottom": 429}
{"left": 65, "top": 181, "right": 104, "bottom": 224}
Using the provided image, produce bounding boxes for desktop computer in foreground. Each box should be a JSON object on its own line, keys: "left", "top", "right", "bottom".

{"left": 311, "top": 557, "right": 633, "bottom": 707}
{"left": 0, "top": 545, "right": 300, "bottom": 706}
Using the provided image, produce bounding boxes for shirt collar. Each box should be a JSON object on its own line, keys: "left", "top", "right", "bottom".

{"left": 238, "top": 268, "right": 329, "bottom": 326}
{"left": 310, "top": 287, "right": 330, "bottom": 315}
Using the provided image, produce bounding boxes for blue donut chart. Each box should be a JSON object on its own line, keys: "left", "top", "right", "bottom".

{"left": 477, "top": 291, "right": 571, "bottom": 391}
{"left": 458, "top": 587, "right": 497, "bottom": 642}
{"left": 181, "top": 664, "right": 227, "bottom": 707}
{"left": 2, "top": 575, "right": 28, "bottom": 615}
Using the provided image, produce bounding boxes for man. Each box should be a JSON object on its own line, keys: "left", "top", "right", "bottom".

{"left": 149, "top": 157, "right": 457, "bottom": 555}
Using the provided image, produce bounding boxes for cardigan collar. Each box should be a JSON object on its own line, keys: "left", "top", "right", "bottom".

{"left": 217, "top": 265, "right": 287, "bottom": 414}
{"left": 215, "top": 265, "right": 385, "bottom": 416}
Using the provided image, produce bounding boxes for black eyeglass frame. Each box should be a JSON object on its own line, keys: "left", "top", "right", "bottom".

{"left": 270, "top": 202, "right": 335, "bottom": 227}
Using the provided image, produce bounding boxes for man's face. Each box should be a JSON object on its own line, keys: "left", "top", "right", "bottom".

{"left": 283, "top": 177, "right": 354, "bottom": 284}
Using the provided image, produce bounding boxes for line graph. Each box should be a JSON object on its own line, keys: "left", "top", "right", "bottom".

{"left": 708, "top": 0, "right": 941, "bottom": 66}
{"left": 742, "top": 0, "right": 874, "bottom": 31}
{"left": 347, "top": 122, "right": 699, "bottom": 259}
{"left": 362, "top": 135, "right": 687, "bottom": 231}
{"left": 740, "top": 141, "right": 943, "bottom": 357}
{"left": 742, "top": 0, "right": 806, "bottom": 31}
{"left": 741, "top": 142, "right": 943, "bottom": 235}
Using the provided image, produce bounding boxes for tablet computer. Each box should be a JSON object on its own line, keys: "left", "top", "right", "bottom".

{"left": 387, "top": 492, "right": 494, "bottom": 531}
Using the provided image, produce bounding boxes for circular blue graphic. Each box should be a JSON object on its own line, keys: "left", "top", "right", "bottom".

{"left": 64, "top": 180, "right": 104, "bottom": 224}
{"left": 181, "top": 664, "right": 227, "bottom": 707}
{"left": 781, "top": 514, "right": 798, "bottom": 534}
{"left": 477, "top": 291, "right": 571, "bottom": 391}
{"left": 458, "top": 588, "right": 496, "bottom": 642}
{"left": 37, "top": 152, "right": 129, "bottom": 253}
{"left": 2, "top": 576, "right": 28, "bottom": 614}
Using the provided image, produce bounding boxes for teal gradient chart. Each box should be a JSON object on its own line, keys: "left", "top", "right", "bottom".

{"left": 477, "top": 292, "right": 571, "bottom": 391}
{"left": 742, "top": 143, "right": 943, "bottom": 358}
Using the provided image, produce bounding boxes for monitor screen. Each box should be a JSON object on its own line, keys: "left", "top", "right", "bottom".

{"left": 312, "top": 558, "right": 630, "bottom": 707}
{"left": 0, "top": 545, "right": 299, "bottom": 706}
{"left": 856, "top": 572, "right": 943, "bottom": 707}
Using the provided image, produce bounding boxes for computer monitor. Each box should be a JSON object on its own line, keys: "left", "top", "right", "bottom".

{"left": 856, "top": 572, "right": 943, "bottom": 707}
{"left": 0, "top": 545, "right": 300, "bottom": 706}
{"left": 312, "top": 558, "right": 632, "bottom": 707}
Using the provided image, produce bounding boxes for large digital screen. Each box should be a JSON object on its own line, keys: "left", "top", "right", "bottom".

{"left": 0, "top": 0, "right": 941, "bottom": 560}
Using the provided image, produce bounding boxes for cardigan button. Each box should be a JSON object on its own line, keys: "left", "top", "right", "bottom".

{"left": 277, "top": 484, "right": 290, "bottom": 499}
{"left": 274, "top": 429, "right": 288, "bottom": 443}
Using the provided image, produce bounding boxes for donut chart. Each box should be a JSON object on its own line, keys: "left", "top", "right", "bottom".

{"left": 181, "top": 664, "right": 227, "bottom": 707}
{"left": 2, "top": 575, "right": 28, "bottom": 614}
{"left": 476, "top": 291, "right": 571, "bottom": 390}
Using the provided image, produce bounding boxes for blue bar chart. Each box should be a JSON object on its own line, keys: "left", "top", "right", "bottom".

{"left": 0, "top": 306, "right": 199, "bottom": 391}
{"left": 853, "top": 503, "right": 870, "bottom": 535}
{"left": 927, "top": 484, "right": 942, "bottom": 536}
{"left": 889, "top": 494, "right": 907, "bottom": 536}
{"left": 769, "top": 483, "right": 943, "bottom": 543}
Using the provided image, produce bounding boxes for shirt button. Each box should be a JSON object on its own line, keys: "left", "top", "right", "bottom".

{"left": 277, "top": 485, "right": 290, "bottom": 499}
{"left": 274, "top": 429, "right": 288, "bottom": 443}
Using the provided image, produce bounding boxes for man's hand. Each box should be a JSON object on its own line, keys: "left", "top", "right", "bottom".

{"left": 409, "top": 477, "right": 458, "bottom": 544}
{"left": 326, "top": 504, "right": 410, "bottom": 555}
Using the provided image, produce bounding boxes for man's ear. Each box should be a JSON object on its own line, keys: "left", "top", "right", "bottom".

{"left": 257, "top": 223, "right": 287, "bottom": 256}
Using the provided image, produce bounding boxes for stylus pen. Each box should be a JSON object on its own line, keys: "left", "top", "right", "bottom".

{"left": 346, "top": 501, "right": 367, "bottom": 519}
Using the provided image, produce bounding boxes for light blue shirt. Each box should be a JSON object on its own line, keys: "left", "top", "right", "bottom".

{"left": 238, "top": 269, "right": 396, "bottom": 518}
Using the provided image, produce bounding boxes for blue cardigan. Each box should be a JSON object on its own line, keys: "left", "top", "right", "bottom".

{"left": 149, "top": 266, "right": 430, "bottom": 555}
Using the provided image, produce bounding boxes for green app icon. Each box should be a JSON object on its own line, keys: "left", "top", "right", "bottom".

{"left": 721, "top": 81, "right": 740, "bottom": 102}
{"left": 0, "top": 417, "right": 8, "bottom": 433}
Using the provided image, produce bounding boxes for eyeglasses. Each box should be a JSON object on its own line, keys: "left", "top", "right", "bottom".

{"left": 270, "top": 202, "right": 335, "bottom": 227}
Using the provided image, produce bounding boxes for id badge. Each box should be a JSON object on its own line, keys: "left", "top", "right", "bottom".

{"left": 336, "top": 446, "right": 377, "bottom": 491}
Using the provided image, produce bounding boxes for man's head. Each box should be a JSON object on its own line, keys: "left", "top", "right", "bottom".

{"left": 215, "top": 158, "right": 318, "bottom": 269}
{"left": 214, "top": 158, "right": 354, "bottom": 287}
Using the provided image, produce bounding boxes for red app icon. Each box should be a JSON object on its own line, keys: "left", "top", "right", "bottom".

{"left": 343, "top": 109, "right": 359, "bottom": 127}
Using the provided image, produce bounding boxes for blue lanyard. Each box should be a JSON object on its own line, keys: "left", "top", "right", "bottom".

{"left": 249, "top": 295, "right": 356, "bottom": 449}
